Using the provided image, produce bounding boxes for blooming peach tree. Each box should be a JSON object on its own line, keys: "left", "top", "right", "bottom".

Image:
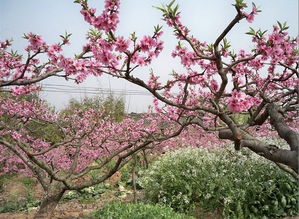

{"left": 0, "top": 94, "right": 189, "bottom": 218}
{"left": 146, "top": 0, "right": 299, "bottom": 177}
{"left": 0, "top": 2, "right": 186, "bottom": 214}
{"left": 72, "top": 0, "right": 298, "bottom": 175}
{"left": 0, "top": 0, "right": 298, "bottom": 217}
{"left": 152, "top": 1, "right": 299, "bottom": 177}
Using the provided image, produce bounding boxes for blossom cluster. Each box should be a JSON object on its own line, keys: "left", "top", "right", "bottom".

{"left": 227, "top": 90, "right": 260, "bottom": 113}
{"left": 80, "top": 0, "right": 120, "bottom": 32}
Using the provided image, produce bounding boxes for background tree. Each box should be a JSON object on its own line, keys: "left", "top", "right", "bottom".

{"left": 64, "top": 94, "right": 125, "bottom": 122}
{"left": 0, "top": 94, "right": 188, "bottom": 218}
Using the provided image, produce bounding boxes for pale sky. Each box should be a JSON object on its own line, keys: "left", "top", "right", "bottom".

{"left": 1, "top": 0, "right": 298, "bottom": 112}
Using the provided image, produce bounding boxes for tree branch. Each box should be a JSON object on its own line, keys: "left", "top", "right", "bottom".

{"left": 219, "top": 129, "right": 299, "bottom": 173}
{"left": 267, "top": 103, "right": 299, "bottom": 152}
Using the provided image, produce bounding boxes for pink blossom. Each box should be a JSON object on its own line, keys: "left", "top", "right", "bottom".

{"left": 25, "top": 33, "right": 46, "bottom": 52}
{"left": 80, "top": 0, "right": 120, "bottom": 32}
{"left": 140, "top": 36, "right": 156, "bottom": 52}
{"left": 12, "top": 131, "right": 21, "bottom": 140}
{"left": 10, "top": 85, "right": 40, "bottom": 96}
{"left": 115, "top": 36, "right": 130, "bottom": 52}
{"left": 148, "top": 74, "right": 161, "bottom": 89}
{"left": 210, "top": 79, "right": 218, "bottom": 91}
{"left": 136, "top": 56, "right": 146, "bottom": 66}
{"left": 227, "top": 90, "right": 257, "bottom": 113}
{"left": 243, "top": 3, "right": 258, "bottom": 23}
{"left": 244, "top": 12, "right": 254, "bottom": 23}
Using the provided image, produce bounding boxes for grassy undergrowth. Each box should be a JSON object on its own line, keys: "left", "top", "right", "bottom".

{"left": 141, "top": 146, "right": 299, "bottom": 218}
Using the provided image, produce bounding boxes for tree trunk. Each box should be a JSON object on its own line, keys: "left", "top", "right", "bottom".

{"left": 132, "top": 155, "right": 137, "bottom": 203}
{"left": 34, "top": 181, "right": 66, "bottom": 219}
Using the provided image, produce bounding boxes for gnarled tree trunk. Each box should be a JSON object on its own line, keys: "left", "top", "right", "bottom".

{"left": 34, "top": 181, "right": 66, "bottom": 219}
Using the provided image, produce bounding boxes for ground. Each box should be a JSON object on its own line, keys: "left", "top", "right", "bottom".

{"left": 0, "top": 173, "right": 298, "bottom": 219}
{"left": 0, "top": 172, "right": 138, "bottom": 219}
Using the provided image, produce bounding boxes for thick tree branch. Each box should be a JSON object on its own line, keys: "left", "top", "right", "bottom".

{"left": 240, "top": 139, "right": 298, "bottom": 173}
{"left": 219, "top": 129, "right": 299, "bottom": 173}
{"left": 267, "top": 104, "right": 299, "bottom": 152}
{"left": 275, "top": 162, "right": 299, "bottom": 181}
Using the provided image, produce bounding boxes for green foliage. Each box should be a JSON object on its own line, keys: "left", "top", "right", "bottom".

{"left": 86, "top": 28, "right": 102, "bottom": 40}
{"left": 277, "top": 21, "right": 289, "bottom": 32}
{"left": 246, "top": 27, "right": 267, "bottom": 38}
{"left": 231, "top": 113, "right": 250, "bottom": 125}
{"left": 88, "top": 201, "right": 194, "bottom": 219}
{"left": 102, "top": 94, "right": 125, "bottom": 122}
{"left": 26, "top": 120, "right": 63, "bottom": 143}
{"left": 154, "top": 25, "right": 163, "bottom": 34}
{"left": 0, "top": 173, "right": 14, "bottom": 192}
{"left": 63, "top": 182, "right": 111, "bottom": 201}
{"left": 87, "top": 159, "right": 117, "bottom": 181}
{"left": 0, "top": 175, "right": 40, "bottom": 213}
{"left": 0, "top": 194, "right": 40, "bottom": 213}
{"left": 141, "top": 146, "right": 299, "bottom": 218}
{"left": 59, "top": 31, "right": 72, "bottom": 42}
{"left": 0, "top": 200, "right": 27, "bottom": 213}
{"left": 18, "top": 177, "right": 36, "bottom": 188}
{"left": 221, "top": 38, "right": 231, "bottom": 50}
{"left": 155, "top": 0, "right": 180, "bottom": 19}
{"left": 235, "top": 0, "right": 247, "bottom": 8}
{"left": 119, "top": 153, "right": 148, "bottom": 187}
{"left": 63, "top": 94, "right": 125, "bottom": 122}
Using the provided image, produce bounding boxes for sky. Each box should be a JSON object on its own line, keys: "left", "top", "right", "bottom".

{"left": 1, "top": 0, "right": 298, "bottom": 112}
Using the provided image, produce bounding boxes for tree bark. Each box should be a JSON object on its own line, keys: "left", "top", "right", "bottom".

{"left": 240, "top": 139, "right": 298, "bottom": 173}
{"left": 267, "top": 104, "right": 299, "bottom": 152}
{"left": 34, "top": 181, "right": 66, "bottom": 219}
{"left": 219, "top": 129, "right": 299, "bottom": 174}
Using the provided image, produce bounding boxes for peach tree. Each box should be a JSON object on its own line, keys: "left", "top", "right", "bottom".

{"left": 0, "top": 0, "right": 298, "bottom": 217}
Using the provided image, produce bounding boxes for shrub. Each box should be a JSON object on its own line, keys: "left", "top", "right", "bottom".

{"left": 63, "top": 182, "right": 111, "bottom": 201}
{"left": 89, "top": 201, "right": 194, "bottom": 219}
{"left": 119, "top": 155, "right": 147, "bottom": 188}
{"left": 0, "top": 174, "right": 40, "bottom": 213}
{"left": 0, "top": 196, "right": 40, "bottom": 213}
{"left": 0, "top": 200, "right": 27, "bottom": 213}
{"left": 140, "top": 144, "right": 299, "bottom": 218}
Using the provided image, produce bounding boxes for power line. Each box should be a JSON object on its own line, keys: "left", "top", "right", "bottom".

{"left": 40, "top": 83, "right": 148, "bottom": 92}
{"left": 40, "top": 89, "right": 153, "bottom": 96}
{"left": 39, "top": 83, "right": 153, "bottom": 96}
